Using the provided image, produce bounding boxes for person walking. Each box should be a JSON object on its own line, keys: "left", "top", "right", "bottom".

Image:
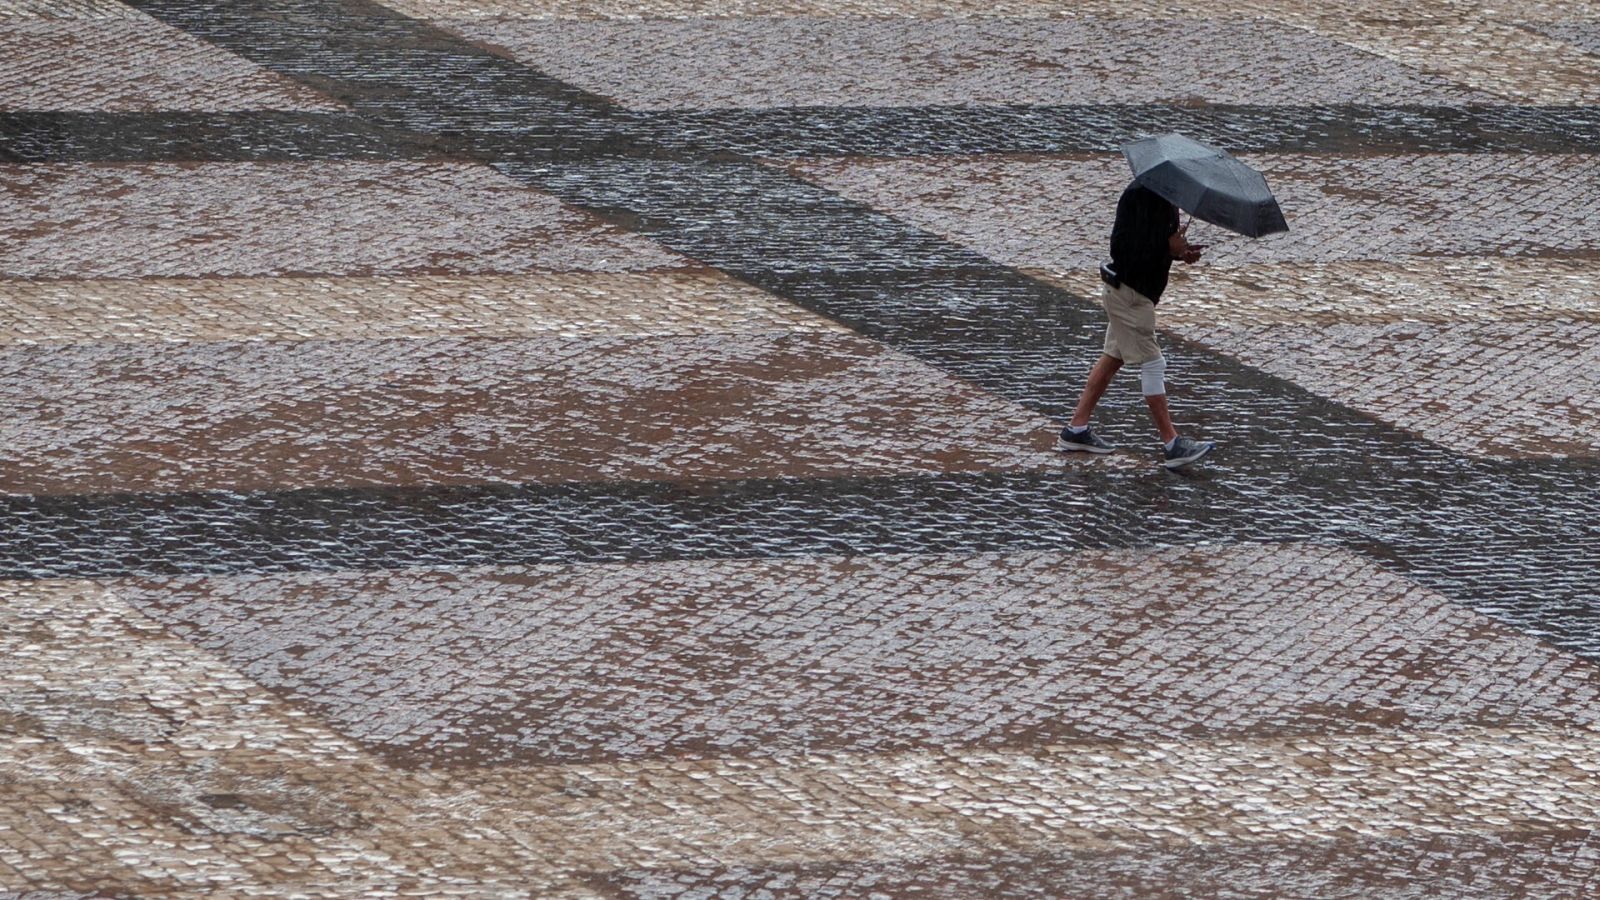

{"left": 1056, "top": 180, "right": 1216, "bottom": 469}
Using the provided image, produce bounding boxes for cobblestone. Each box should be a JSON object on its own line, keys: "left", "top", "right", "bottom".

{"left": 115, "top": 543, "right": 1600, "bottom": 766}
{"left": 1035, "top": 260, "right": 1600, "bottom": 460}
{"left": 792, "top": 153, "right": 1600, "bottom": 270}
{"left": 9, "top": 575, "right": 1600, "bottom": 893}
{"left": 0, "top": 271, "right": 847, "bottom": 345}
{"left": 1177, "top": 319, "right": 1600, "bottom": 460}
{"left": 1281, "top": 1, "right": 1600, "bottom": 105}
{"left": 458, "top": 726, "right": 1600, "bottom": 865}
{"left": 594, "top": 832, "right": 1600, "bottom": 898}
{"left": 0, "top": 0, "right": 152, "bottom": 17}
{"left": 0, "top": 332, "right": 1089, "bottom": 495}
{"left": 0, "top": 111, "right": 436, "bottom": 163}
{"left": 12, "top": 105, "right": 1600, "bottom": 166}
{"left": 1540, "top": 22, "right": 1600, "bottom": 54}
{"left": 440, "top": 17, "right": 1489, "bottom": 110}
{"left": 0, "top": 469, "right": 1227, "bottom": 579}
{"left": 0, "top": 578, "right": 583, "bottom": 894}
{"left": 0, "top": 15, "right": 342, "bottom": 113}
{"left": 1098, "top": 259, "right": 1600, "bottom": 327}
{"left": 0, "top": 162, "right": 684, "bottom": 278}
{"left": 389, "top": 0, "right": 1600, "bottom": 101}
{"left": 122, "top": 0, "right": 652, "bottom": 151}
{"left": 638, "top": 104, "right": 1600, "bottom": 158}
{"left": 6, "top": 0, "right": 1600, "bottom": 894}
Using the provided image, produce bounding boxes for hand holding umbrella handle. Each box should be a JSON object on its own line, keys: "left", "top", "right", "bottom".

{"left": 1168, "top": 223, "right": 1193, "bottom": 260}
{"left": 1171, "top": 215, "right": 1206, "bottom": 263}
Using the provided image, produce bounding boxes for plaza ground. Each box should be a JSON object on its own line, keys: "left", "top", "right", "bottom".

{"left": 2, "top": 0, "right": 1599, "bottom": 895}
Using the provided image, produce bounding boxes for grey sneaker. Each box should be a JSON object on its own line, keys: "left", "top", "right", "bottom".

{"left": 1163, "top": 436, "right": 1216, "bottom": 469}
{"left": 1056, "top": 426, "right": 1115, "bottom": 454}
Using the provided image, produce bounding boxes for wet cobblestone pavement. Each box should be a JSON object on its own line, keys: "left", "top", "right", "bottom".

{"left": 3, "top": 0, "right": 1600, "bottom": 895}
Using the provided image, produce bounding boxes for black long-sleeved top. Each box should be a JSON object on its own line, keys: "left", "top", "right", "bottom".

{"left": 1108, "top": 182, "right": 1179, "bottom": 303}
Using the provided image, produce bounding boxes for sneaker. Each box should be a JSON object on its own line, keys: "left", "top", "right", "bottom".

{"left": 1056, "top": 425, "right": 1115, "bottom": 454}
{"left": 1163, "top": 436, "right": 1216, "bottom": 469}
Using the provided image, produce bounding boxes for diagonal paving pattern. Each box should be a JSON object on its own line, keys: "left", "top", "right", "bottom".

{"left": 791, "top": 153, "right": 1600, "bottom": 269}
{"left": 113, "top": 544, "right": 1600, "bottom": 766}
{"left": 1041, "top": 260, "right": 1600, "bottom": 460}
{"left": 0, "top": 15, "right": 344, "bottom": 113}
{"left": 0, "top": 333, "right": 1080, "bottom": 495}
{"left": 8, "top": 551, "right": 1600, "bottom": 893}
{"left": 4, "top": 0, "right": 1600, "bottom": 894}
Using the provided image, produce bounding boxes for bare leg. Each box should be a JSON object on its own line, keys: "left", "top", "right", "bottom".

{"left": 1144, "top": 394, "right": 1178, "bottom": 444}
{"left": 1069, "top": 355, "right": 1123, "bottom": 427}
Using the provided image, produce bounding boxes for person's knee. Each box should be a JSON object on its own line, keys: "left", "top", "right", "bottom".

{"left": 1139, "top": 354, "right": 1166, "bottom": 396}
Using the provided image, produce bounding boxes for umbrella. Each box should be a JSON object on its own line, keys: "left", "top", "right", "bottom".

{"left": 1122, "top": 133, "right": 1288, "bottom": 238}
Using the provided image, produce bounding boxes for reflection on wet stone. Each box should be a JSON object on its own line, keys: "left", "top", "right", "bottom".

{"left": 116, "top": 544, "right": 1600, "bottom": 766}
{"left": 6, "top": 0, "right": 1600, "bottom": 894}
{"left": 0, "top": 333, "right": 1073, "bottom": 495}
{"left": 593, "top": 832, "right": 1600, "bottom": 899}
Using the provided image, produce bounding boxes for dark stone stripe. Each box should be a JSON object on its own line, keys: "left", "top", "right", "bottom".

{"left": 4, "top": 460, "right": 1595, "bottom": 657}
{"left": 0, "top": 470, "right": 1278, "bottom": 580}
{"left": 11, "top": 103, "right": 1600, "bottom": 164}
{"left": 1367, "top": 538, "right": 1600, "bottom": 658}
{"left": 637, "top": 104, "right": 1600, "bottom": 158}
{"left": 0, "top": 112, "right": 438, "bottom": 163}
{"left": 120, "top": 0, "right": 654, "bottom": 158}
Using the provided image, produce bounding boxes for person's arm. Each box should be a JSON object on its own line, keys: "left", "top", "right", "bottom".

{"left": 1169, "top": 216, "right": 1205, "bottom": 265}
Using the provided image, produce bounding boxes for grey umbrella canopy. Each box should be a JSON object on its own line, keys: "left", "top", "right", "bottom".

{"left": 1122, "top": 133, "right": 1288, "bottom": 238}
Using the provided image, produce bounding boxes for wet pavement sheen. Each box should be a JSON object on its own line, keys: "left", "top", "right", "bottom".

{"left": 3, "top": 0, "right": 1600, "bottom": 896}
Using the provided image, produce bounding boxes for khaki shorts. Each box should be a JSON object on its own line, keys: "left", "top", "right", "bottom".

{"left": 1101, "top": 282, "right": 1161, "bottom": 364}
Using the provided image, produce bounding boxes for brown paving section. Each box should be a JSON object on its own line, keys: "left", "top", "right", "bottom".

{"left": 790, "top": 154, "right": 1600, "bottom": 270}
{"left": 116, "top": 544, "right": 1600, "bottom": 767}
{"left": 1034, "top": 261, "right": 1600, "bottom": 461}
{"left": 440, "top": 17, "right": 1486, "bottom": 109}
{"left": 0, "top": 16, "right": 342, "bottom": 112}
{"left": 450, "top": 727, "right": 1600, "bottom": 871}
{"left": 10, "top": 577, "right": 1600, "bottom": 894}
{"left": 0, "top": 578, "right": 585, "bottom": 895}
{"left": 0, "top": 163, "right": 686, "bottom": 279}
{"left": 0, "top": 332, "right": 1078, "bottom": 495}
{"left": 590, "top": 831, "right": 1600, "bottom": 898}
{"left": 0, "top": 272, "right": 849, "bottom": 345}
